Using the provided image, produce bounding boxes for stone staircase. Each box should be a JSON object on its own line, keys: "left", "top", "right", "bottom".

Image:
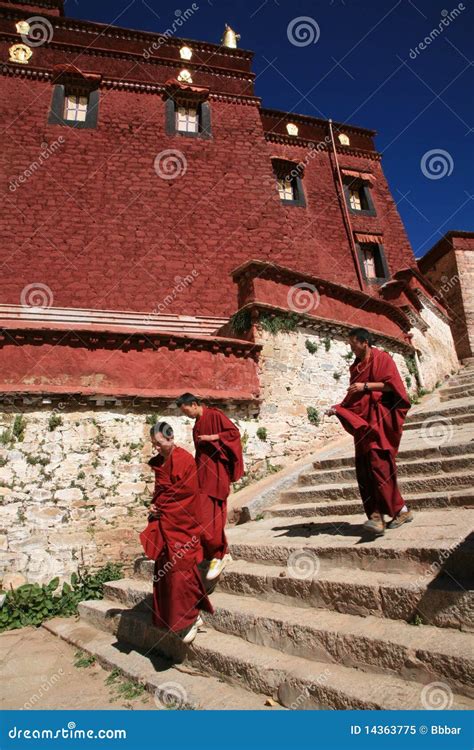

{"left": 45, "top": 362, "right": 474, "bottom": 710}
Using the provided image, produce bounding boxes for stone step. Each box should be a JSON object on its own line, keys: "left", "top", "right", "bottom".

{"left": 102, "top": 580, "right": 473, "bottom": 695}
{"left": 132, "top": 558, "right": 474, "bottom": 631}
{"left": 215, "top": 559, "right": 473, "bottom": 631}
{"left": 440, "top": 386, "right": 474, "bottom": 402}
{"left": 226, "top": 508, "right": 474, "bottom": 578}
{"left": 282, "top": 472, "right": 474, "bottom": 503}
{"left": 301, "top": 454, "right": 474, "bottom": 485}
{"left": 445, "top": 373, "right": 474, "bottom": 387}
{"left": 312, "top": 441, "right": 470, "bottom": 471}
{"left": 43, "top": 617, "right": 276, "bottom": 710}
{"left": 267, "top": 488, "right": 474, "bottom": 518}
{"left": 405, "top": 413, "right": 474, "bottom": 431}
{"left": 75, "top": 598, "right": 473, "bottom": 709}
{"left": 405, "top": 396, "right": 474, "bottom": 422}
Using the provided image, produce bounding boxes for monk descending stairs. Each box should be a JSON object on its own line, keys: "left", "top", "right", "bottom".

{"left": 45, "top": 361, "right": 474, "bottom": 710}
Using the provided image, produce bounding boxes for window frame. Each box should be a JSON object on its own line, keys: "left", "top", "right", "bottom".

{"left": 165, "top": 97, "right": 212, "bottom": 139}
{"left": 48, "top": 84, "right": 99, "bottom": 129}
{"left": 272, "top": 160, "right": 306, "bottom": 207}
{"left": 356, "top": 241, "right": 390, "bottom": 285}
{"left": 343, "top": 178, "right": 376, "bottom": 217}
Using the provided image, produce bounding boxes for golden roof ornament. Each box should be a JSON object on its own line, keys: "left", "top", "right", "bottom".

{"left": 15, "top": 20, "right": 31, "bottom": 35}
{"left": 9, "top": 43, "right": 33, "bottom": 64}
{"left": 222, "top": 24, "right": 240, "bottom": 49}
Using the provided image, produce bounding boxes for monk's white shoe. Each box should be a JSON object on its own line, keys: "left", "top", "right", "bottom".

{"left": 196, "top": 614, "right": 204, "bottom": 628}
{"left": 206, "top": 557, "right": 227, "bottom": 580}
{"left": 181, "top": 619, "right": 199, "bottom": 644}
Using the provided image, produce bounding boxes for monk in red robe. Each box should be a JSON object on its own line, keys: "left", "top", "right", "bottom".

{"left": 177, "top": 393, "right": 244, "bottom": 580}
{"left": 327, "top": 328, "right": 413, "bottom": 537}
{"left": 145, "top": 421, "right": 213, "bottom": 643}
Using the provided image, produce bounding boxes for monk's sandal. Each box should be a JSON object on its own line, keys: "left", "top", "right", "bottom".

{"left": 206, "top": 557, "right": 227, "bottom": 580}
{"left": 181, "top": 619, "right": 199, "bottom": 644}
{"left": 363, "top": 514, "right": 385, "bottom": 537}
{"left": 387, "top": 510, "right": 414, "bottom": 529}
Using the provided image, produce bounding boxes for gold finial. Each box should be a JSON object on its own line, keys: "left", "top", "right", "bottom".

{"left": 15, "top": 20, "right": 30, "bottom": 35}
{"left": 222, "top": 24, "right": 240, "bottom": 49}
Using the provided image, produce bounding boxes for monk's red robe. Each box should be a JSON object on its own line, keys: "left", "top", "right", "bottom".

{"left": 334, "top": 347, "right": 411, "bottom": 519}
{"left": 193, "top": 406, "right": 244, "bottom": 560}
{"left": 148, "top": 446, "right": 213, "bottom": 632}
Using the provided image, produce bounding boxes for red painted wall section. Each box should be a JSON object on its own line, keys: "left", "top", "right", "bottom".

{"left": 233, "top": 261, "right": 412, "bottom": 345}
{"left": 0, "top": 4, "right": 419, "bottom": 328}
{"left": 0, "top": 328, "right": 261, "bottom": 401}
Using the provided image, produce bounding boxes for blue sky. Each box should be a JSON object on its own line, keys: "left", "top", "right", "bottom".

{"left": 67, "top": 0, "right": 473, "bottom": 259}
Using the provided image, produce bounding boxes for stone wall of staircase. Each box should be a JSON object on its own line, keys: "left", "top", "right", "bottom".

{"left": 0, "top": 299, "right": 459, "bottom": 586}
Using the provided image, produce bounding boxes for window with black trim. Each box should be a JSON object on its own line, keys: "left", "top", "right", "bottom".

{"left": 272, "top": 159, "right": 306, "bottom": 207}
{"left": 343, "top": 177, "right": 376, "bottom": 217}
{"left": 48, "top": 84, "right": 99, "bottom": 129}
{"left": 357, "top": 242, "right": 390, "bottom": 284}
{"left": 165, "top": 98, "right": 211, "bottom": 138}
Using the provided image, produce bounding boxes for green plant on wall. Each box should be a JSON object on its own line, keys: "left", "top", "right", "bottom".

{"left": 0, "top": 563, "right": 123, "bottom": 633}
{"left": 256, "top": 427, "right": 267, "bottom": 441}
{"left": 323, "top": 336, "right": 331, "bottom": 352}
{"left": 12, "top": 415, "right": 26, "bottom": 442}
{"left": 307, "top": 406, "right": 320, "bottom": 426}
{"left": 0, "top": 431, "right": 11, "bottom": 447}
{"left": 48, "top": 414, "right": 63, "bottom": 432}
{"left": 241, "top": 430, "right": 249, "bottom": 451}
{"left": 333, "top": 371, "right": 342, "bottom": 381}
{"left": 305, "top": 339, "right": 318, "bottom": 355}
{"left": 259, "top": 312, "right": 300, "bottom": 335}
{"left": 342, "top": 350, "right": 354, "bottom": 362}
{"left": 230, "top": 308, "right": 252, "bottom": 335}
{"left": 146, "top": 414, "right": 160, "bottom": 426}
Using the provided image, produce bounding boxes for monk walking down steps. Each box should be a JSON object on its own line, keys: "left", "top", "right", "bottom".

{"left": 141, "top": 422, "right": 213, "bottom": 645}
{"left": 177, "top": 394, "right": 244, "bottom": 581}
{"left": 327, "top": 328, "right": 414, "bottom": 538}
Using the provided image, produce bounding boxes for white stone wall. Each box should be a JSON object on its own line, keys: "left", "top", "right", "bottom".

{"left": 410, "top": 298, "right": 459, "bottom": 390}
{"left": 0, "top": 311, "right": 458, "bottom": 585}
